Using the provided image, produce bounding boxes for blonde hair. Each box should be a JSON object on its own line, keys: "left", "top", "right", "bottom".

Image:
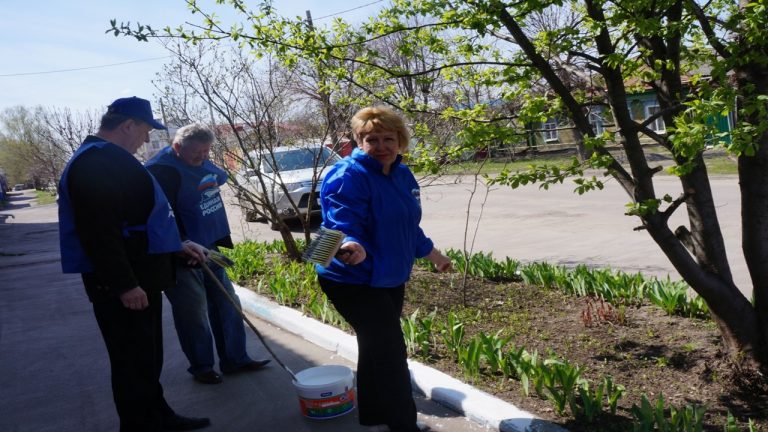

{"left": 350, "top": 106, "right": 410, "bottom": 152}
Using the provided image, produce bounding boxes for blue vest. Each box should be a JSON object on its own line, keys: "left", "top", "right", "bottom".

{"left": 58, "top": 141, "right": 183, "bottom": 274}
{"left": 145, "top": 146, "right": 230, "bottom": 247}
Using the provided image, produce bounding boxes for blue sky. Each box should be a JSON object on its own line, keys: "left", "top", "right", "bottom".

{"left": 0, "top": 0, "right": 384, "bottom": 114}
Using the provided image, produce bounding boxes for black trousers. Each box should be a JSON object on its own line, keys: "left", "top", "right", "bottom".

{"left": 92, "top": 291, "right": 174, "bottom": 432}
{"left": 319, "top": 277, "right": 419, "bottom": 432}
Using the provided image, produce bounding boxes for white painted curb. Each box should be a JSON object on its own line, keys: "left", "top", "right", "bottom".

{"left": 235, "top": 284, "right": 566, "bottom": 432}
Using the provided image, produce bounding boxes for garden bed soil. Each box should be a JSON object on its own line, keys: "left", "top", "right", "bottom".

{"left": 245, "top": 264, "right": 767, "bottom": 431}
{"left": 402, "top": 269, "right": 767, "bottom": 431}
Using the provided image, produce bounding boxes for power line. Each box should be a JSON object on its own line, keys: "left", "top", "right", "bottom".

{"left": 1, "top": 0, "right": 387, "bottom": 78}
{"left": 0, "top": 56, "right": 170, "bottom": 78}
{"left": 313, "top": 0, "right": 386, "bottom": 21}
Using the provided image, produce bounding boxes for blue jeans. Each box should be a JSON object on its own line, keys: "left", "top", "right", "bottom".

{"left": 164, "top": 260, "right": 253, "bottom": 375}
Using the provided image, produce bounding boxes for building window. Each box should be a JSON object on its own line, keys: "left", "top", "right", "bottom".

{"left": 646, "top": 104, "right": 666, "bottom": 132}
{"left": 630, "top": 100, "right": 645, "bottom": 121}
{"left": 542, "top": 118, "right": 558, "bottom": 142}
{"left": 588, "top": 109, "right": 605, "bottom": 135}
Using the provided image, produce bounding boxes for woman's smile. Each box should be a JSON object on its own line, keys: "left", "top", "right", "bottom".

{"left": 360, "top": 129, "right": 399, "bottom": 173}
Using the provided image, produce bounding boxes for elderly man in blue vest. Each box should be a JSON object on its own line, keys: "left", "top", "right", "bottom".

{"left": 58, "top": 97, "right": 211, "bottom": 431}
{"left": 146, "top": 123, "right": 270, "bottom": 385}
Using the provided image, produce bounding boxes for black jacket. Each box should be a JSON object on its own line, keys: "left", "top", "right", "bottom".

{"left": 66, "top": 136, "right": 175, "bottom": 301}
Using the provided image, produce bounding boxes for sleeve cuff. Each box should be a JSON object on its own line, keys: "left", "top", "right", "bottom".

{"left": 415, "top": 238, "right": 435, "bottom": 259}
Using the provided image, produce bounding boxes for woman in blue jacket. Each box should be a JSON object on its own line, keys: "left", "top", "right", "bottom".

{"left": 316, "top": 106, "right": 452, "bottom": 432}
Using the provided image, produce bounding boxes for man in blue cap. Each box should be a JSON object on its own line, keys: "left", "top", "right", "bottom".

{"left": 58, "top": 96, "right": 211, "bottom": 431}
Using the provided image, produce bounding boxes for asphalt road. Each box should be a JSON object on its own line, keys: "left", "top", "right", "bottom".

{"left": 224, "top": 174, "right": 750, "bottom": 297}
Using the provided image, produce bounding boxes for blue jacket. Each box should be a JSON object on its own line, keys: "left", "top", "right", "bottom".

{"left": 316, "top": 148, "right": 434, "bottom": 287}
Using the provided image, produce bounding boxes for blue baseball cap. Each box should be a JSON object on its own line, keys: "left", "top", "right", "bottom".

{"left": 107, "top": 96, "right": 166, "bottom": 130}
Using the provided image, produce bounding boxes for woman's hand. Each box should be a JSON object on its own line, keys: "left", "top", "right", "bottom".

{"left": 337, "top": 241, "right": 366, "bottom": 265}
{"left": 426, "top": 248, "right": 453, "bottom": 273}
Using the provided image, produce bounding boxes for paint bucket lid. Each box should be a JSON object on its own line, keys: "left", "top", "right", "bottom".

{"left": 293, "top": 365, "right": 353, "bottom": 388}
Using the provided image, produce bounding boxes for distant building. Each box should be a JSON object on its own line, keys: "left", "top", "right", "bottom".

{"left": 138, "top": 121, "right": 181, "bottom": 162}
{"left": 324, "top": 133, "right": 355, "bottom": 157}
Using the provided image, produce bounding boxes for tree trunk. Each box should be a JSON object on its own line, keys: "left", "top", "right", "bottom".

{"left": 739, "top": 136, "right": 768, "bottom": 369}
{"left": 572, "top": 127, "right": 590, "bottom": 162}
{"left": 678, "top": 157, "right": 734, "bottom": 282}
{"left": 644, "top": 205, "right": 764, "bottom": 369}
{"left": 278, "top": 225, "right": 302, "bottom": 261}
{"left": 737, "top": 59, "right": 768, "bottom": 368}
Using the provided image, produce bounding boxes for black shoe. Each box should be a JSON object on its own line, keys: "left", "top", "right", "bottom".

{"left": 193, "top": 370, "right": 222, "bottom": 384}
{"left": 222, "top": 359, "right": 271, "bottom": 375}
{"left": 162, "top": 413, "right": 211, "bottom": 431}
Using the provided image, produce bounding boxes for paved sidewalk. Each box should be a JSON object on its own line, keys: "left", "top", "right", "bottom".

{"left": 0, "top": 190, "right": 564, "bottom": 432}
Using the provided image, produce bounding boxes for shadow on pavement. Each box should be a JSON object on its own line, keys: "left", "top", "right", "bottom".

{"left": 0, "top": 217, "right": 375, "bottom": 432}
{"left": 1, "top": 191, "right": 35, "bottom": 210}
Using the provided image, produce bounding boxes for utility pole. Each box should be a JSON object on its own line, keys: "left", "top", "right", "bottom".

{"left": 159, "top": 99, "right": 171, "bottom": 142}
{"left": 305, "top": 10, "right": 341, "bottom": 150}
{"left": 305, "top": 10, "right": 314, "bottom": 31}
{"left": 208, "top": 101, "right": 216, "bottom": 128}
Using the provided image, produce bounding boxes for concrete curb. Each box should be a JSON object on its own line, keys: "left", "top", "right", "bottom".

{"left": 235, "top": 285, "right": 567, "bottom": 432}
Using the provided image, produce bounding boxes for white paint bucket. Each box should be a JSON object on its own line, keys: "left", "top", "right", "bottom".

{"left": 293, "top": 365, "right": 356, "bottom": 419}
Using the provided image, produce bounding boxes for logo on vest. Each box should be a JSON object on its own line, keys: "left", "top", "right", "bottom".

{"left": 198, "top": 174, "right": 224, "bottom": 216}
{"left": 198, "top": 174, "right": 218, "bottom": 191}
{"left": 166, "top": 202, "right": 176, "bottom": 219}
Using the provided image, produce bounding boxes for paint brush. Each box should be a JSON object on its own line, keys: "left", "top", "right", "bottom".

{"left": 207, "top": 249, "right": 234, "bottom": 268}
{"left": 303, "top": 227, "right": 349, "bottom": 267}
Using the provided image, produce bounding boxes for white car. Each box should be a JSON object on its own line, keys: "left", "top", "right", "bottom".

{"left": 236, "top": 145, "right": 341, "bottom": 227}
